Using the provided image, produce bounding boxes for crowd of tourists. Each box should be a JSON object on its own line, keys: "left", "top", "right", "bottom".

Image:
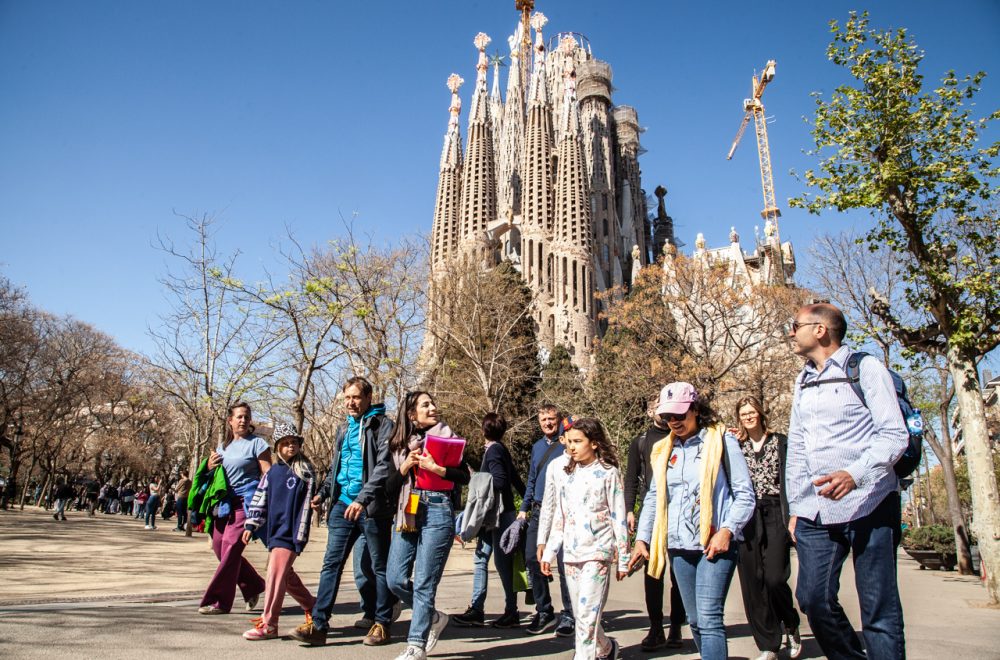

{"left": 185, "top": 301, "right": 909, "bottom": 660}
{"left": 46, "top": 472, "right": 193, "bottom": 531}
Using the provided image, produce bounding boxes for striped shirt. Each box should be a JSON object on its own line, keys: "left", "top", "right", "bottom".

{"left": 786, "top": 345, "right": 908, "bottom": 525}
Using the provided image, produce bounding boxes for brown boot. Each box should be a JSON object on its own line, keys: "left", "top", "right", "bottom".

{"left": 289, "top": 621, "right": 327, "bottom": 646}
{"left": 363, "top": 622, "right": 390, "bottom": 646}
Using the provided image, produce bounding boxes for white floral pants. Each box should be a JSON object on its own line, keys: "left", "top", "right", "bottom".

{"left": 565, "top": 560, "right": 613, "bottom": 660}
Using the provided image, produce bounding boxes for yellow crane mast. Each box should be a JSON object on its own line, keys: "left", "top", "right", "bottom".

{"left": 726, "top": 60, "right": 781, "bottom": 236}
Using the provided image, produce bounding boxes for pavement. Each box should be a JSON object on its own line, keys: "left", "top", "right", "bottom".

{"left": 0, "top": 506, "right": 997, "bottom": 660}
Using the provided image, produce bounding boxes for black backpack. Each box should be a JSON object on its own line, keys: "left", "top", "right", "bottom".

{"left": 798, "top": 351, "right": 923, "bottom": 479}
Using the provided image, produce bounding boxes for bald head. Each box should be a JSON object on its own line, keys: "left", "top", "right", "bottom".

{"left": 800, "top": 303, "right": 847, "bottom": 343}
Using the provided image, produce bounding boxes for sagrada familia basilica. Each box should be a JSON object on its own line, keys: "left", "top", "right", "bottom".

{"left": 428, "top": 5, "right": 795, "bottom": 369}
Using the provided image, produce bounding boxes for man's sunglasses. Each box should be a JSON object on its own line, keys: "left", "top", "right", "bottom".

{"left": 788, "top": 320, "right": 822, "bottom": 333}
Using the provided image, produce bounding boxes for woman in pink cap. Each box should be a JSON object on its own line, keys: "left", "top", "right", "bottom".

{"left": 627, "top": 382, "right": 756, "bottom": 660}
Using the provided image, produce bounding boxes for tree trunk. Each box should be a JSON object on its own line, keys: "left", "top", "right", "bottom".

{"left": 926, "top": 425, "right": 975, "bottom": 574}
{"left": 17, "top": 456, "right": 36, "bottom": 510}
{"left": 947, "top": 345, "right": 1000, "bottom": 603}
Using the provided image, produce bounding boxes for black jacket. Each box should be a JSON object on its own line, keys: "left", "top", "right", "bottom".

{"left": 623, "top": 424, "right": 670, "bottom": 512}
{"left": 317, "top": 407, "right": 395, "bottom": 520}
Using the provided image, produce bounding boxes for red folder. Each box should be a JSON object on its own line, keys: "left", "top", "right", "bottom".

{"left": 415, "top": 434, "right": 466, "bottom": 491}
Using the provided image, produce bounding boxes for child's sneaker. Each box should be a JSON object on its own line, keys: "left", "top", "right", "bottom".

{"left": 243, "top": 620, "right": 278, "bottom": 641}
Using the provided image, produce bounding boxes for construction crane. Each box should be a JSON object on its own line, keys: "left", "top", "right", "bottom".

{"left": 727, "top": 60, "right": 781, "bottom": 235}
{"left": 515, "top": 0, "right": 534, "bottom": 97}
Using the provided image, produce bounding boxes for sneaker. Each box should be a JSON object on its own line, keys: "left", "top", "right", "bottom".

{"left": 786, "top": 626, "right": 802, "bottom": 659}
{"left": 363, "top": 622, "right": 391, "bottom": 646}
{"left": 197, "top": 605, "right": 226, "bottom": 615}
{"left": 289, "top": 621, "right": 327, "bottom": 646}
{"left": 491, "top": 610, "right": 520, "bottom": 628}
{"left": 666, "top": 622, "right": 683, "bottom": 648}
{"left": 243, "top": 620, "right": 278, "bottom": 640}
{"left": 354, "top": 615, "right": 375, "bottom": 630}
{"left": 554, "top": 615, "right": 574, "bottom": 638}
{"left": 144, "top": 525, "right": 151, "bottom": 530}
{"left": 425, "top": 610, "right": 448, "bottom": 653}
{"left": 753, "top": 652, "right": 778, "bottom": 660}
{"left": 640, "top": 627, "right": 667, "bottom": 651}
{"left": 245, "top": 592, "right": 260, "bottom": 612}
{"left": 599, "top": 638, "right": 619, "bottom": 660}
{"left": 452, "top": 606, "right": 485, "bottom": 627}
{"left": 53, "top": 514, "right": 59, "bottom": 520}
{"left": 393, "top": 645, "right": 427, "bottom": 660}
{"left": 526, "top": 611, "right": 557, "bottom": 635}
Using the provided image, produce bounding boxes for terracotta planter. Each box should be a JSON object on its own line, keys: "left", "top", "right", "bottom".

{"left": 903, "top": 547, "right": 957, "bottom": 571}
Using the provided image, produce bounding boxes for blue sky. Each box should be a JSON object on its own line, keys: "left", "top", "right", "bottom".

{"left": 1, "top": 0, "right": 998, "bottom": 355}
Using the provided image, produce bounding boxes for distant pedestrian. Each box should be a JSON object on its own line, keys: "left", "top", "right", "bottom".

{"left": 84, "top": 481, "right": 99, "bottom": 516}
{"left": 52, "top": 479, "right": 74, "bottom": 521}
{"left": 120, "top": 483, "right": 135, "bottom": 516}
{"left": 135, "top": 487, "right": 149, "bottom": 518}
{"left": 541, "top": 417, "right": 629, "bottom": 660}
{"left": 197, "top": 401, "right": 268, "bottom": 615}
{"left": 174, "top": 472, "right": 192, "bottom": 531}
{"left": 785, "top": 303, "right": 908, "bottom": 659}
{"left": 732, "top": 396, "right": 802, "bottom": 660}
{"left": 145, "top": 482, "right": 161, "bottom": 530}
{"left": 241, "top": 422, "right": 317, "bottom": 641}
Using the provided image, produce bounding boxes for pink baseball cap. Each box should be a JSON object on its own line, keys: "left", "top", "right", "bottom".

{"left": 655, "top": 382, "right": 699, "bottom": 416}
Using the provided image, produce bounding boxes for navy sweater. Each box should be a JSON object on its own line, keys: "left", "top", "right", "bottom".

{"left": 244, "top": 462, "right": 314, "bottom": 553}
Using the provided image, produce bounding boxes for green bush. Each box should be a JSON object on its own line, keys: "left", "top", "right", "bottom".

{"left": 902, "top": 524, "right": 955, "bottom": 554}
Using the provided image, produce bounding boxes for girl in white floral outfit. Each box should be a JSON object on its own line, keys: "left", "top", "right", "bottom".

{"left": 541, "top": 417, "right": 629, "bottom": 660}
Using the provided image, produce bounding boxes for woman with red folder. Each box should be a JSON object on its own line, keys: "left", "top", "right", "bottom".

{"left": 385, "top": 391, "right": 471, "bottom": 660}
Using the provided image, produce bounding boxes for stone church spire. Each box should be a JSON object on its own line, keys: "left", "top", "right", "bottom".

{"left": 459, "top": 33, "right": 498, "bottom": 258}
{"left": 496, "top": 23, "right": 525, "bottom": 225}
{"left": 430, "top": 74, "right": 465, "bottom": 270}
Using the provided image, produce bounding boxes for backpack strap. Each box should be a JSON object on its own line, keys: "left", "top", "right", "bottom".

{"left": 798, "top": 351, "right": 869, "bottom": 408}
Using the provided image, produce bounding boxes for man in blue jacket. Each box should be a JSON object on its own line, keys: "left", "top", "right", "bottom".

{"left": 291, "top": 376, "right": 396, "bottom": 647}
{"left": 517, "top": 403, "right": 574, "bottom": 637}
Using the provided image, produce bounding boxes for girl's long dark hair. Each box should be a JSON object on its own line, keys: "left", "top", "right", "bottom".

{"left": 565, "top": 417, "right": 619, "bottom": 474}
{"left": 223, "top": 402, "right": 252, "bottom": 449}
{"left": 389, "top": 391, "right": 432, "bottom": 453}
{"left": 733, "top": 396, "right": 772, "bottom": 442}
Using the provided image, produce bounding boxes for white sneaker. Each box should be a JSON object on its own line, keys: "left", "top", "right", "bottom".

{"left": 786, "top": 626, "right": 803, "bottom": 659}
{"left": 392, "top": 599, "right": 403, "bottom": 622}
{"left": 144, "top": 525, "right": 151, "bottom": 530}
{"left": 425, "top": 610, "right": 449, "bottom": 653}
{"left": 393, "top": 645, "right": 426, "bottom": 660}
{"left": 353, "top": 615, "right": 374, "bottom": 629}
{"left": 754, "top": 652, "right": 778, "bottom": 660}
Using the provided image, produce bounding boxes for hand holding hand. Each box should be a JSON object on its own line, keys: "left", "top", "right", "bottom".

{"left": 814, "top": 470, "right": 857, "bottom": 500}
{"left": 704, "top": 528, "right": 732, "bottom": 560}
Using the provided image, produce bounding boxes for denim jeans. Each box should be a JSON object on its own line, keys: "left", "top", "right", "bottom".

{"left": 145, "top": 495, "right": 160, "bottom": 528}
{"left": 470, "top": 509, "right": 517, "bottom": 613}
{"left": 525, "top": 509, "right": 574, "bottom": 621}
{"left": 670, "top": 547, "right": 738, "bottom": 660}
{"left": 311, "top": 500, "right": 394, "bottom": 631}
{"left": 794, "top": 493, "right": 905, "bottom": 660}
{"left": 353, "top": 533, "right": 378, "bottom": 618}
{"left": 175, "top": 498, "right": 188, "bottom": 529}
{"left": 387, "top": 491, "right": 455, "bottom": 648}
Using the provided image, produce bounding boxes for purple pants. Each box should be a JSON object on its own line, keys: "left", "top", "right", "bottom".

{"left": 199, "top": 501, "right": 265, "bottom": 612}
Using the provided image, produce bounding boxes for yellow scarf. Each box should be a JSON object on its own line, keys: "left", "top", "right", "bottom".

{"left": 646, "top": 423, "right": 726, "bottom": 579}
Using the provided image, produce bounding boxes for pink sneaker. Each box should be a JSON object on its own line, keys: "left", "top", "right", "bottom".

{"left": 243, "top": 621, "right": 278, "bottom": 641}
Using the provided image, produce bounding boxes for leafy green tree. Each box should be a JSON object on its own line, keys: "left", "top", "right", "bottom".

{"left": 792, "top": 12, "right": 1000, "bottom": 600}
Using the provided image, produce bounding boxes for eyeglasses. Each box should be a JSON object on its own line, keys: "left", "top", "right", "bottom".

{"left": 789, "top": 321, "right": 821, "bottom": 333}
{"left": 659, "top": 412, "right": 689, "bottom": 423}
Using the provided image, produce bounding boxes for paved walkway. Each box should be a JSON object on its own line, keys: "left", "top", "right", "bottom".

{"left": 0, "top": 506, "right": 997, "bottom": 659}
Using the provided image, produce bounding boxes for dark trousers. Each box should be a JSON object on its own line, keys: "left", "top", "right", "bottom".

{"left": 525, "top": 507, "right": 573, "bottom": 619}
{"left": 795, "top": 493, "right": 905, "bottom": 660}
{"left": 737, "top": 497, "right": 800, "bottom": 652}
{"left": 312, "top": 500, "right": 396, "bottom": 631}
{"left": 175, "top": 498, "right": 188, "bottom": 529}
{"left": 645, "top": 563, "right": 686, "bottom": 630}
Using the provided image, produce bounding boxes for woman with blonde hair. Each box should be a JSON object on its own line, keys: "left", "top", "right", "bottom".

{"left": 732, "top": 396, "right": 802, "bottom": 660}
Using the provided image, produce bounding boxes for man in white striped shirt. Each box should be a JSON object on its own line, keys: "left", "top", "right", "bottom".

{"left": 785, "top": 303, "right": 908, "bottom": 660}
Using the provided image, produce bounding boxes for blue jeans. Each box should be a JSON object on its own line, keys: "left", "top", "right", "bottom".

{"left": 145, "top": 495, "right": 160, "bottom": 528}
{"left": 670, "top": 548, "right": 738, "bottom": 660}
{"left": 470, "top": 510, "right": 517, "bottom": 613}
{"left": 387, "top": 491, "right": 455, "bottom": 648}
{"left": 312, "top": 500, "right": 394, "bottom": 631}
{"left": 525, "top": 509, "right": 573, "bottom": 621}
{"left": 353, "top": 533, "right": 378, "bottom": 618}
{"left": 794, "top": 493, "right": 905, "bottom": 660}
{"left": 175, "top": 498, "right": 188, "bottom": 529}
